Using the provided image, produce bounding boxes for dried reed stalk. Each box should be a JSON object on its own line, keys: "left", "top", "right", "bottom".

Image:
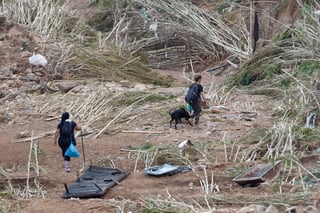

{"left": 26, "top": 131, "right": 33, "bottom": 199}
{"left": 134, "top": 150, "right": 141, "bottom": 173}
{"left": 95, "top": 0, "right": 252, "bottom": 69}
{"left": 240, "top": 119, "right": 296, "bottom": 162}
{"left": 222, "top": 132, "right": 228, "bottom": 163}
{"left": 95, "top": 94, "right": 153, "bottom": 138}
{"left": 2, "top": 0, "right": 72, "bottom": 38}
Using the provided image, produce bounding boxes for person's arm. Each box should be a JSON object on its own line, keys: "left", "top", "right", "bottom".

{"left": 200, "top": 91, "right": 209, "bottom": 107}
{"left": 71, "top": 120, "right": 82, "bottom": 131}
{"left": 75, "top": 124, "right": 82, "bottom": 131}
{"left": 54, "top": 128, "right": 59, "bottom": 145}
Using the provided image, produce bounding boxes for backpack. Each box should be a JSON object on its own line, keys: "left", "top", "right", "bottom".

{"left": 61, "top": 120, "right": 73, "bottom": 136}
{"left": 185, "top": 84, "right": 198, "bottom": 104}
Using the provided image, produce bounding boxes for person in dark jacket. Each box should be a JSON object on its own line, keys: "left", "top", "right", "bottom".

{"left": 187, "top": 74, "right": 209, "bottom": 125}
{"left": 54, "top": 112, "right": 81, "bottom": 172}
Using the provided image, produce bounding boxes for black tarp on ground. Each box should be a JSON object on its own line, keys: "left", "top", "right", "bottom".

{"left": 62, "top": 166, "right": 129, "bottom": 199}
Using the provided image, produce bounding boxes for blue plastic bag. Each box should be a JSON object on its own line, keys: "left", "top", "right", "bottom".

{"left": 187, "top": 103, "right": 192, "bottom": 113}
{"left": 65, "top": 143, "right": 80, "bottom": 158}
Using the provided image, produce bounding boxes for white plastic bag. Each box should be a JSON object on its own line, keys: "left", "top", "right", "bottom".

{"left": 29, "top": 54, "right": 48, "bottom": 66}
{"left": 149, "top": 21, "right": 157, "bottom": 32}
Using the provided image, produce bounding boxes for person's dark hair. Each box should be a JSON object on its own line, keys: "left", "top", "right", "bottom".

{"left": 60, "top": 112, "right": 70, "bottom": 125}
{"left": 194, "top": 74, "right": 202, "bottom": 82}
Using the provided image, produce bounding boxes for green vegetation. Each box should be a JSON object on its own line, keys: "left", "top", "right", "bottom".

{"left": 273, "top": 27, "right": 300, "bottom": 42}
{"left": 278, "top": 77, "right": 291, "bottom": 89}
{"left": 295, "top": 61, "right": 320, "bottom": 78}
{"left": 272, "top": 0, "right": 289, "bottom": 18}
{"left": 223, "top": 165, "right": 250, "bottom": 177}
{"left": 299, "top": 126, "right": 320, "bottom": 142}
{"left": 141, "top": 199, "right": 192, "bottom": 213}
{"left": 263, "top": 62, "right": 282, "bottom": 79}
{"left": 112, "top": 92, "right": 174, "bottom": 106}
{"left": 92, "top": 0, "right": 115, "bottom": 8}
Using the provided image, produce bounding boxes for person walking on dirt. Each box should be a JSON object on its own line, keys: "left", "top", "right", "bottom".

{"left": 185, "top": 74, "right": 209, "bottom": 126}
{"left": 54, "top": 112, "right": 81, "bottom": 172}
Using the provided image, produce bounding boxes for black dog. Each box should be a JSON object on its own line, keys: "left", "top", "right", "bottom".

{"left": 169, "top": 107, "right": 193, "bottom": 129}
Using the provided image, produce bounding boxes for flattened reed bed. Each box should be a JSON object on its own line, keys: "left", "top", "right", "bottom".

{"left": 47, "top": 44, "right": 171, "bottom": 86}
{"left": 31, "top": 87, "right": 178, "bottom": 138}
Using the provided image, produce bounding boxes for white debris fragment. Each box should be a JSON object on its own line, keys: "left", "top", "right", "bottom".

{"left": 178, "top": 139, "right": 193, "bottom": 154}
{"left": 29, "top": 54, "right": 47, "bottom": 66}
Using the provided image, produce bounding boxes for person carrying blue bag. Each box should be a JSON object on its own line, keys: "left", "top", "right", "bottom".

{"left": 54, "top": 112, "right": 82, "bottom": 173}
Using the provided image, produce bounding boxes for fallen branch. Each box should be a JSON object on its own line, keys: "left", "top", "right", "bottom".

{"left": 95, "top": 94, "right": 153, "bottom": 138}
{"left": 16, "top": 131, "right": 54, "bottom": 143}
{"left": 121, "top": 130, "right": 165, "bottom": 134}
{"left": 292, "top": 159, "right": 319, "bottom": 182}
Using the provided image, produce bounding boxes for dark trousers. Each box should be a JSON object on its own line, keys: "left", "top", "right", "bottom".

{"left": 191, "top": 99, "right": 202, "bottom": 125}
{"left": 58, "top": 136, "right": 72, "bottom": 161}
